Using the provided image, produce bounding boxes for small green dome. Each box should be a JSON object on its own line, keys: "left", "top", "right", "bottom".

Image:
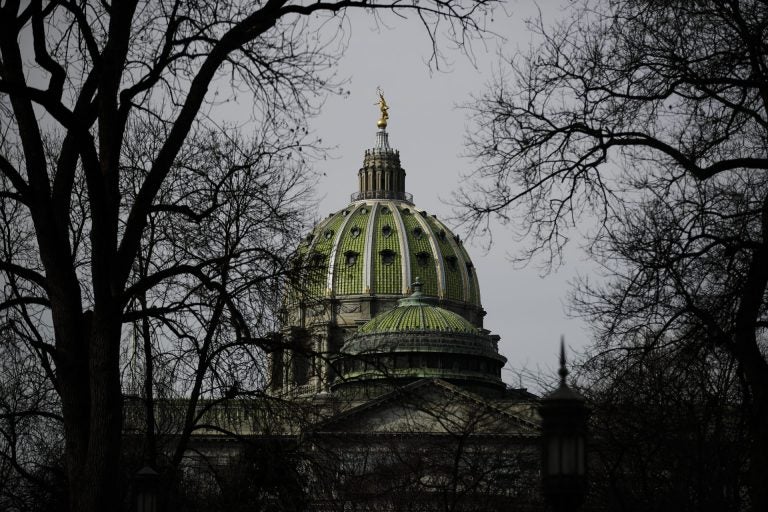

{"left": 357, "top": 282, "right": 478, "bottom": 335}
{"left": 333, "top": 281, "right": 507, "bottom": 395}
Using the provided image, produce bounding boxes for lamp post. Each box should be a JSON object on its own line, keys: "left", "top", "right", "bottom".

{"left": 133, "top": 466, "right": 159, "bottom": 512}
{"left": 539, "top": 338, "right": 589, "bottom": 512}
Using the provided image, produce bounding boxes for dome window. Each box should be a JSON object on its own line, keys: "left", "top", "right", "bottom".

{"left": 381, "top": 206, "right": 390, "bottom": 214}
{"left": 438, "top": 230, "right": 446, "bottom": 241}
{"left": 324, "top": 229, "right": 334, "bottom": 240}
{"left": 413, "top": 227, "right": 424, "bottom": 240}
{"left": 382, "top": 225, "right": 393, "bottom": 238}
{"left": 380, "top": 249, "right": 396, "bottom": 266}
{"left": 311, "top": 253, "right": 326, "bottom": 267}
{"left": 305, "top": 233, "right": 314, "bottom": 243}
{"left": 416, "top": 251, "right": 431, "bottom": 267}
{"left": 350, "top": 226, "right": 361, "bottom": 239}
{"left": 446, "top": 255, "right": 458, "bottom": 271}
{"left": 466, "top": 262, "right": 474, "bottom": 277}
{"left": 359, "top": 207, "right": 368, "bottom": 215}
{"left": 344, "top": 251, "right": 359, "bottom": 267}
{"left": 342, "top": 210, "right": 350, "bottom": 216}
{"left": 401, "top": 208, "right": 410, "bottom": 215}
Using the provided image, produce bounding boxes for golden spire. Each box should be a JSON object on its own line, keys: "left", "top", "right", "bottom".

{"left": 376, "top": 87, "right": 389, "bottom": 129}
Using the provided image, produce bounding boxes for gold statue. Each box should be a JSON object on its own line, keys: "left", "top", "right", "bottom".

{"left": 376, "top": 87, "right": 389, "bottom": 129}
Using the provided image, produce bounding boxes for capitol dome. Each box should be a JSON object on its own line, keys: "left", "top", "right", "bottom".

{"left": 297, "top": 115, "right": 481, "bottom": 315}
{"left": 272, "top": 101, "right": 501, "bottom": 397}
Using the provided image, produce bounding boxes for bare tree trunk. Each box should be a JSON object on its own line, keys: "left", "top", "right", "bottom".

{"left": 140, "top": 295, "right": 158, "bottom": 466}
{"left": 74, "top": 311, "right": 123, "bottom": 511}
{"left": 736, "top": 196, "right": 768, "bottom": 512}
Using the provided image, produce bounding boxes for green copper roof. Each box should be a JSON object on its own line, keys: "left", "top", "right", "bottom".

{"left": 335, "top": 282, "right": 506, "bottom": 393}
{"left": 357, "top": 282, "right": 478, "bottom": 335}
{"left": 299, "top": 200, "right": 481, "bottom": 307}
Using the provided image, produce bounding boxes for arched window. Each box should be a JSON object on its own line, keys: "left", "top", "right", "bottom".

{"left": 344, "top": 251, "right": 359, "bottom": 266}
{"left": 380, "top": 249, "right": 396, "bottom": 266}
{"left": 311, "top": 253, "right": 326, "bottom": 267}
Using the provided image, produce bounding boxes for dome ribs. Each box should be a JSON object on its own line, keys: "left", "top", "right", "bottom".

{"left": 332, "top": 204, "right": 369, "bottom": 295}
{"left": 372, "top": 202, "right": 402, "bottom": 295}
{"left": 399, "top": 208, "right": 438, "bottom": 297}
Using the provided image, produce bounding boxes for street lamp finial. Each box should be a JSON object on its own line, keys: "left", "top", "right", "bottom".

{"left": 558, "top": 335, "right": 568, "bottom": 386}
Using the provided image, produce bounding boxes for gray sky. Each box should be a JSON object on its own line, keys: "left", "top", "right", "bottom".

{"left": 309, "top": 1, "right": 595, "bottom": 387}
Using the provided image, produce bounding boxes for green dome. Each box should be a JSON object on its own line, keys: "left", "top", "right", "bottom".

{"left": 357, "top": 286, "right": 478, "bottom": 335}
{"left": 333, "top": 282, "right": 506, "bottom": 395}
{"left": 274, "top": 108, "right": 503, "bottom": 399}
{"left": 299, "top": 200, "right": 481, "bottom": 307}
{"left": 296, "top": 121, "right": 480, "bottom": 309}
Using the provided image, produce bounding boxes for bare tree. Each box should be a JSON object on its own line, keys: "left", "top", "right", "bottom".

{"left": 122, "top": 119, "right": 316, "bottom": 462}
{"left": 0, "top": 325, "right": 66, "bottom": 512}
{"left": 0, "top": 0, "right": 495, "bottom": 509}
{"left": 570, "top": 170, "right": 765, "bottom": 511}
{"left": 457, "top": 1, "right": 768, "bottom": 508}
{"left": 580, "top": 340, "right": 750, "bottom": 512}
{"left": 1, "top": 115, "right": 315, "bottom": 510}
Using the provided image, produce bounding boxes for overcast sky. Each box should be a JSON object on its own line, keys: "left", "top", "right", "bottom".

{"left": 308, "top": 0, "right": 596, "bottom": 387}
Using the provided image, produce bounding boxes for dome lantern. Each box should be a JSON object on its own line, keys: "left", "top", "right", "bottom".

{"left": 354, "top": 90, "right": 411, "bottom": 203}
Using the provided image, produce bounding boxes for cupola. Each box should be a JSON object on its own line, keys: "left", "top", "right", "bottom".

{"left": 353, "top": 90, "right": 410, "bottom": 203}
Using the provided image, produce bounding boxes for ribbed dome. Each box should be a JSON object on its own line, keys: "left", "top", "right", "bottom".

{"left": 332, "top": 284, "right": 506, "bottom": 394}
{"left": 299, "top": 200, "right": 481, "bottom": 307}
{"left": 273, "top": 107, "right": 499, "bottom": 399}
{"left": 296, "top": 117, "right": 481, "bottom": 310}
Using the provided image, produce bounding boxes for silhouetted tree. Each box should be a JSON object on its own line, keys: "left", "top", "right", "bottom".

{"left": 1, "top": 118, "right": 315, "bottom": 510}
{"left": 458, "top": 1, "right": 768, "bottom": 508}
{"left": 581, "top": 340, "right": 750, "bottom": 511}
{"left": 0, "top": 0, "right": 495, "bottom": 509}
{"left": 570, "top": 170, "right": 765, "bottom": 511}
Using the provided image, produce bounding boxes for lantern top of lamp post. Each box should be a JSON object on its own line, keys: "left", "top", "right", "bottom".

{"left": 136, "top": 466, "right": 159, "bottom": 477}
{"left": 543, "top": 336, "right": 586, "bottom": 403}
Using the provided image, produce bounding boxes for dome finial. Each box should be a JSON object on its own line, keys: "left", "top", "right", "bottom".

{"left": 376, "top": 87, "right": 389, "bottom": 129}
{"left": 395, "top": 277, "right": 430, "bottom": 307}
